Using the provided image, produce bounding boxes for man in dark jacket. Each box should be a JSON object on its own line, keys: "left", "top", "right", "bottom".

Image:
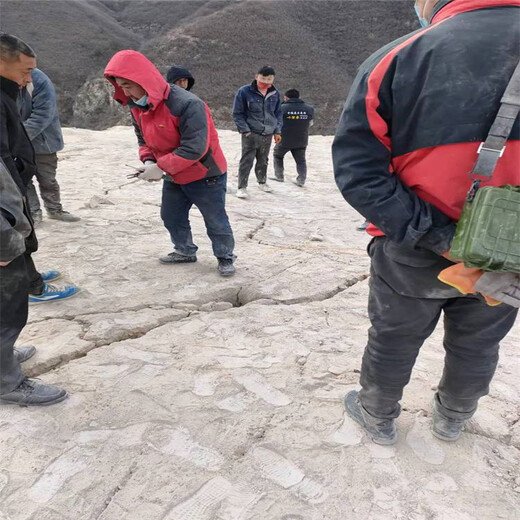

{"left": 272, "top": 89, "right": 314, "bottom": 187}
{"left": 0, "top": 34, "right": 80, "bottom": 305}
{"left": 166, "top": 65, "right": 195, "bottom": 91}
{"left": 19, "top": 68, "right": 80, "bottom": 224}
{"left": 0, "top": 157, "right": 68, "bottom": 405}
{"left": 232, "top": 66, "right": 283, "bottom": 198}
{"left": 332, "top": 0, "right": 519, "bottom": 445}
{"left": 105, "top": 50, "right": 236, "bottom": 276}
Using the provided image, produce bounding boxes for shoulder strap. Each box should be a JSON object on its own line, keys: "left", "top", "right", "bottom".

{"left": 469, "top": 60, "right": 520, "bottom": 183}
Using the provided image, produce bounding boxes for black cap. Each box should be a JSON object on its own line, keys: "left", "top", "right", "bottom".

{"left": 166, "top": 66, "right": 195, "bottom": 90}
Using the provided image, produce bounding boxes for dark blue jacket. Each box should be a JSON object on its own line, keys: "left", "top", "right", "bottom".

{"left": 280, "top": 98, "right": 314, "bottom": 149}
{"left": 232, "top": 80, "right": 282, "bottom": 135}
{"left": 19, "top": 68, "right": 64, "bottom": 155}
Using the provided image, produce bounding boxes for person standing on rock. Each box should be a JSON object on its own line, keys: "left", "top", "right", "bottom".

{"left": 232, "top": 66, "right": 282, "bottom": 199}
{"left": 0, "top": 34, "right": 81, "bottom": 305}
{"left": 332, "top": 0, "right": 519, "bottom": 445}
{"left": 0, "top": 50, "right": 70, "bottom": 405}
{"left": 18, "top": 68, "right": 80, "bottom": 225}
{"left": 166, "top": 65, "right": 195, "bottom": 91}
{"left": 271, "top": 89, "right": 314, "bottom": 187}
{"left": 104, "top": 50, "right": 236, "bottom": 276}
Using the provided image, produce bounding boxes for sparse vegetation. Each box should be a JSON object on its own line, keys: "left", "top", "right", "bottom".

{"left": 0, "top": 0, "right": 414, "bottom": 133}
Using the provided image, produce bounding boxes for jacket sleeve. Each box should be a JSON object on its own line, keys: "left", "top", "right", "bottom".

{"left": 22, "top": 73, "right": 56, "bottom": 141}
{"left": 232, "top": 88, "right": 251, "bottom": 134}
{"left": 156, "top": 98, "right": 210, "bottom": 178}
{"left": 0, "top": 162, "right": 28, "bottom": 262}
{"left": 131, "top": 113, "right": 156, "bottom": 163}
{"left": 0, "top": 102, "right": 25, "bottom": 194}
{"left": 0, "top": 210, "right": 26, "bottom": 262}
{"left": 274, "top": 94, "right": 283, "bottom": 135}
{"left": 332, "top": 57, "right": 456, "bottom": 255}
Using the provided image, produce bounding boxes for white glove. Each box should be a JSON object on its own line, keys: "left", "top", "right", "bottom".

{"left": 138, "top": 162, "right": 164, "bottom": 182}
{"left": 474, "top": 272, "right": 520, "bottom": 308}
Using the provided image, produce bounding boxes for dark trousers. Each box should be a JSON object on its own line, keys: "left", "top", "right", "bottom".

{"left": 237, "top": 133, "right": 272, "bottom": 188}
{"left": 0, "top": 254, "right": 28, "bottom": 394}
{"left": 26, "top": 153, "right": 62, "bottom": 214}
{"left": 24, "top": 205, "right": 44, "bottom": 296}
{"left": 25, "top": 250, "right": 44, "bottom": 296}
{"left": 160, "top": 173, "right": 235, "bottom": 260}
{"left": 359, "top": 238, "right": 518, "bottom": 421}
{"left": 273, "top": 145, "right": 307, "bottom": 182}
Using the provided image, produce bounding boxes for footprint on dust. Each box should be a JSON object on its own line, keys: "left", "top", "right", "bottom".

{"left": 250, "top": 447, "right": 329, "bottom": 505}
{"left": 332, "top": 413, "right": 363, "bottom": 446}
{"left": 0, "top": 471, "right": 8, "bottom": 494}
{"left": 28, "top": 447, "right": 88, "bottom": 503}
{"left": 234, "top": 370, "right": 291, "bottom": 406}
{"left": 251, "top": 446, "right": 304, "bottom": 488}
{"left": 216, "top": 392, "right": 248, "bottom": 413}
{"left": 368, "top": 443, "right": 396, "bottom": 459}
{"left": 406, "top": 413, "right": 445, "bottom": 465}
{"left": 294, "top": 477, "right": 328, "bottom": 504}
{"left": 192, "top": 371, "right": 220, "bottom": 397}
{"left": 165, "top": 476, "right": 232, "bottom": 520}
{"left": 146, "top": 425, "right": 224, "bottom": 471}
{"left": 217, "top": 486, "right": 263, "bottom": 520}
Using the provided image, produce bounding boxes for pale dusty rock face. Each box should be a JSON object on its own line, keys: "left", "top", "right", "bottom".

{"left": 1, "top": 127, "right": 518, "bottom": 519}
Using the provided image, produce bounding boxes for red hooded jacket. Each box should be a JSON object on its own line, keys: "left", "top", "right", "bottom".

{"left": 104, "top": 50, "right": 227, "bottom": 184}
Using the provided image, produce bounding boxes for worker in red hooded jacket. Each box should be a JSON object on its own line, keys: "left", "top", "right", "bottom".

{"left": 104, "top": 50, "right": 236, "bottom": 276}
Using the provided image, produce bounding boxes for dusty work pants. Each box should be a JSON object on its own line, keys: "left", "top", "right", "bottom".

{"left": 0, "top": 254, "right": 28, "bottom": 394}
{"left": 359, "top": 237, "right": 518, "bottom": 422}
{"left": 237, "top": 133, "right": 273, "bottom": 188}
{"left": 26, "top": 153, "right": 62, "bottom": 214}
{"left": 273, "top": 145, "right": 307, "bottom": 183}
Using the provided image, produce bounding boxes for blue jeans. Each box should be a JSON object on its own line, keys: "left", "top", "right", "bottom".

{"left": 160, "top": 173, "right": 235, "bottom": 260}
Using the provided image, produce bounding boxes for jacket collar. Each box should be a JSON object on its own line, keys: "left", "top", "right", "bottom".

{"left": 251, "top": 80, "right": 277, "bottom": 95}
{"left": 0, "top": 76, "right": 21, "bottom": 101}
{"left": 431, "top": 0, "right": 520, "bottom": 23}
{"left": 283, "top": 98, "right": 303, "bottom": 104}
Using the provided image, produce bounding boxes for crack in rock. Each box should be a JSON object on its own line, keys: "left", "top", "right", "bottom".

{"left": 247, "top": 220, "right": 266, "bottom": 240}
{"left": 28, "top": 274, "right": 369, "bottom": 378}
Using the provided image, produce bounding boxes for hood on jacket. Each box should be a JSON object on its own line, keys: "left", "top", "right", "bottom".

{"left": 104, "top": 50, "right": 169, "bottom": 109}
{"left": 166, "top": 66, "right": 195, "bottom": 91}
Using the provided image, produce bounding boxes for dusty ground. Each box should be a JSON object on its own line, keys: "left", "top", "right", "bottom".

{"left": 1, "top": 127, "right": 519, "bottom": 520}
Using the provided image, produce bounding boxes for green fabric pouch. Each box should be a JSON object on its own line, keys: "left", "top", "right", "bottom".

{"left": 450, "top": 185, "right": 520, "bottom": 272}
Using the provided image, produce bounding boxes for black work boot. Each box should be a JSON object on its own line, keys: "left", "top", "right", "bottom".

{"left": 344, "top": 390, "right": 397, "bottom": 445}
{"left": 159, "top": 252, "right": 197, "bottom": 264}
{"left": 217, "top": 257, "right": 235, "bottom": 277}
{"left": 431, "top": 394, "right": 466, "bottom": 442}
{"left": 0, "top": 379, "right": 67, "bottom": 406}
{"left": 47, "top": 209, "right": 80, "bottom": 222}
{"left": 13, "top": 345, "right": 36, "bottom": 363}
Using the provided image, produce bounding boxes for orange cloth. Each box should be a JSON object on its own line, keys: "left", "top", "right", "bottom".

{"left": 438, "top": 264, "right": 501, "bottom": 306}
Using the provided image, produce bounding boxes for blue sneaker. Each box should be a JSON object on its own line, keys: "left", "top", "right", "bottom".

{"left": 29, "top": 283, "right": 81, "bottom": 304}
{"left": 41, "top": 270, "right": 61, "bottom": 283}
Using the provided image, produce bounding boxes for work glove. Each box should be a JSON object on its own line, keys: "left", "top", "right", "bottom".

{"left": 274, "top": 134, "right": 282, "bottom": 144}
{"left": 438, "top": 264, "right": 501, "bottom": 306}
{"left": 138, "top": 162, "right": 164, "bottom": 182}
{"left": 474, "top": 272, "right": 520, "bottom": 308}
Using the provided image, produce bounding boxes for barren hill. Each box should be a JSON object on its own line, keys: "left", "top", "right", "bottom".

{"left": 0, "top": 0, "right": 415, "bottom": 133}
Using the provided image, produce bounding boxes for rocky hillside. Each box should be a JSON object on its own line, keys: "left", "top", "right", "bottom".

{"left": 0, "top": 0, "right": 415, "bottom": 133}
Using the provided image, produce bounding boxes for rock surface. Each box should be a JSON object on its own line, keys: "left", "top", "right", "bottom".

{"left": 1, "top": 127, "right": 518, "bottom": 520}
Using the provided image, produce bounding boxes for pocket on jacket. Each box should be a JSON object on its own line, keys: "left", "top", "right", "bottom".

{"left": 248, "top": 100, "right": 263, "bottom": 114}
{"left": 383, "top": 239, "right": 440, "bottom": 267}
